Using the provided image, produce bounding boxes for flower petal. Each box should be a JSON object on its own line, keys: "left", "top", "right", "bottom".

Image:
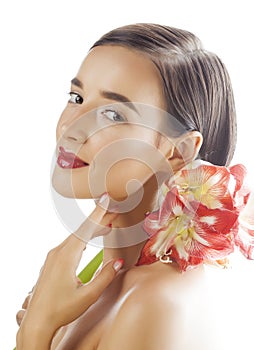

{"left": 158, "top": 187, "right": 184, "bottom": 224}
{"left": 175, "top": 165, "right": 233, "bottom": 210}
{"left": 229, "top": 164, "right": 247, "bottom": 198}
{"left": 135, "top": 234, "right": 158, "bottom": 266}
{"left": 138, "top": 159, "right": 253, "bottom": 272}
{"left": 196, "top": 203, "right": 238, "bottom": 234}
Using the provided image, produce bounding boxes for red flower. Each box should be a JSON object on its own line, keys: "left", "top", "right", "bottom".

{"left": 235, "top": 192, "right": 254, "bottom": 259}
{"left": 136, "top": 160, "right": 253, "bottom": 271}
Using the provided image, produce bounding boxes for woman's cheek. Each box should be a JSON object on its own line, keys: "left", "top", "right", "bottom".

{"left": 88, "top": 134, "right": 170, "bottom": 202}
{"left": 104, "top": 159, "right": 153, "bottom": 201}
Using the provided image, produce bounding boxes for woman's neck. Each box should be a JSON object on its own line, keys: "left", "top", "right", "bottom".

{"left": 103, "top": 237, "right": 148, "bottom": 269}
{"left": 102, "top": 172, "right": 165, "bottom": 269}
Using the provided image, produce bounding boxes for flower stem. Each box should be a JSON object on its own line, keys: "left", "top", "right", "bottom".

{"left": 78, "top": 249, "right": 104, "bottom": 283}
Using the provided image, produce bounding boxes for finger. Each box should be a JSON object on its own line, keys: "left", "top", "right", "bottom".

{"left": 88, "top": 209, "right": 119, "bottom": 232}
{"left": 78, "top": 258, "right": 124, "bottom": 303}
{"left": 22, "top": 293, "right": 32, "bottom": 309}
{"left": 16, "top": 309, "right": 26, "bottom": 326}
{"left": 45, "top": 192, "right": 118, "bottom": 275}
{"left": 91, "top": 192, "right": 120, "bottom": 227}
{"left": 76, "top": 276, "right": 83, "bottom": 287}
{"left": 73, "top": 192, "right": 119, "bottom": 242}
{"left": 47, "top": 234, "right": 86, "bottom": 274}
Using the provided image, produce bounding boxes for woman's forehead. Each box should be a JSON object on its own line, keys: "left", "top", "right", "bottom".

{"left": 76, "top": 45, "right": 167, "bottom": 110}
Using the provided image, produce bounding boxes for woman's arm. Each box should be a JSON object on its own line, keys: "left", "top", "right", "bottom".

{"left": 16, "top": 193, "right": 123, "bottom": 350}
{"left": 16, "top": 323, "right": 55, "bottom": 350}
{"left": 16, "top": 235, "right": 123, "bottom": 350}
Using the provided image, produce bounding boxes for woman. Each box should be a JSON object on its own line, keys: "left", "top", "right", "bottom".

{"left": 16, "top": 23, "right": 253, "bottom": 349}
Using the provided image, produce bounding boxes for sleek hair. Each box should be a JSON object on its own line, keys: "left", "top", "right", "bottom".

{"left": 89, "top": 23, "right": 237, "bottom": 166}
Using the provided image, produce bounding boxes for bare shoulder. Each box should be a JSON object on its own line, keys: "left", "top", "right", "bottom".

{"left": 98, "top": 261, "right": 253, "bottom": 350}
{"left": 125, "top": 260, "right": 209, "bottom": 301}
{"left": 101, "top": 262, "right": 209, "bottom": 350}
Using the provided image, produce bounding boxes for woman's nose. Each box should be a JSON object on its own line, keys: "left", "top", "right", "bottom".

{"left": 58, "top": 109, "right": 97, "bottom": 144}
{"left": 61, "top": 122, "right": 87, "bottom": 143}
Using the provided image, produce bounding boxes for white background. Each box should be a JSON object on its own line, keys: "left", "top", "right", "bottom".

{"left": 1, "top": 0, "right": 254, "bottom": 348}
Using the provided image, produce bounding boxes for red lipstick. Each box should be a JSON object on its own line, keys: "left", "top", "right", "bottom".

{"left": 57, "top": 146, "right": 89, "bottom": 169}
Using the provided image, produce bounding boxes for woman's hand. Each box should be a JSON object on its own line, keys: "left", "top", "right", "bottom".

{"left": 16, "top": 193, "right": 123, "bottom": 350}
{"left": 16, "top": 290, "right": 33, "bottom": 327}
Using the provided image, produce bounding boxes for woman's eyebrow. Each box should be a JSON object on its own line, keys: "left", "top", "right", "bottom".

{"left": 100, "top": 90, "right": 141, "bottom": 115}
{"left": 71, "top": 77, "right": 83, "bottom": 89}
{"left": 71, "top": 77, "right": 140, "bottom": 116}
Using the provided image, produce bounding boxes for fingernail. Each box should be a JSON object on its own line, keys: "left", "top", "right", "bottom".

{"left": 107, "top": 223, "right": 112, "bottom": 228}
{"left": 113, "top": 258, "right": 124, "bottom": 272}
{"left": 99, "top": 192, "right": 109, "bottom": 204}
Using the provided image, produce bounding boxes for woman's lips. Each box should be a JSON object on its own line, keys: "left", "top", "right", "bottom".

{"left": 57, "top": 146, "right": 89, "bottom": 169}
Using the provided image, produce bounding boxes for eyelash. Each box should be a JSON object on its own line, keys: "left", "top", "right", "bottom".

{"left": 100, "top": 109, "right": 126, "bottom": 123}
{"left": 68, "top": 92, "right": 83, "bottom": 104}
{"left": 68, "top": 92, "right": 126, "bottom": 123}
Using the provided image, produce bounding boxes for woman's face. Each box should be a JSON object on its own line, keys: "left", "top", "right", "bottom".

{"left": 52, "top": 45, "right": 172, "bottom": 201}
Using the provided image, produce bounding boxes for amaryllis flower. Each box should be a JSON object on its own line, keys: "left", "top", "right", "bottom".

{"left": 168, "top": 161, "right": 233, "bottom": 210}
{"left": 235, "top": 192, "right": 254, "bottom": 259}
{"left": 136, "top": 160, "right": 253, "bottom": 272}
{"left": 228, "top": 164, "right": 250, "bottom": 211}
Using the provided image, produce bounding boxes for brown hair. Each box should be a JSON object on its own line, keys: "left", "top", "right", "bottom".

{"left": 89, "top": 23, "right": 237, "bottom": 166}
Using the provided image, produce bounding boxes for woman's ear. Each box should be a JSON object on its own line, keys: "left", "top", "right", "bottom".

{"left": 166, "top": 131, "right": 203, "bottom": 171}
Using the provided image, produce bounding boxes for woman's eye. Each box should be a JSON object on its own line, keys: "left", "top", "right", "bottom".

{"left": 68, "top": 92, "right": 83, "bottom": 104}
{"left": 101, "top": 109, "right": 126, "bottom": 122}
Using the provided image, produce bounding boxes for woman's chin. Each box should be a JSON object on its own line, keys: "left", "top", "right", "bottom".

{"left": 50, "top": 163, "right": 149, "bottom": 201}
{"left": 51, "top": 168, "right": 90, "bottom": 199}
{"left": 51, "top": 182, "right": 83, "bottom": 198}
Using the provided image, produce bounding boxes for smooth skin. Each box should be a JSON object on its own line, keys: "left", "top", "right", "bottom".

{"left": 16, "top": 45, "right": 240, "bottom": 350}
{"left": 16, "top": 193, "right": 123, "bottom": 349}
